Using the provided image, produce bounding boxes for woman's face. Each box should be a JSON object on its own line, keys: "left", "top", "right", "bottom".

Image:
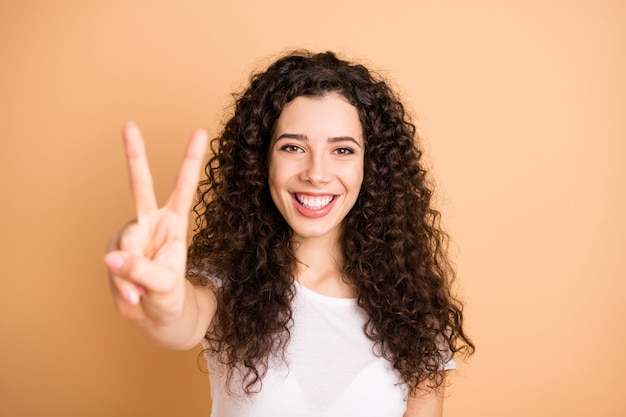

{"left": 268, "top": 93, "right": 364, "bottom": 243}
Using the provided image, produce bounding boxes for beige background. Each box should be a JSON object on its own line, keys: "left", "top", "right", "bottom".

{"left": 1, "top": 1, "right": 625, "bottom": 416}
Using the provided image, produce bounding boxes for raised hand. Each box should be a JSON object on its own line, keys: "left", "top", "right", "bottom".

{"left": 104, "top": 122, "right": 208, "bottom": 329}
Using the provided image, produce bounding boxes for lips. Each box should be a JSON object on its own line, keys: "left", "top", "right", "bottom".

{"left": 291, "top": 193, "right": 338, "bottom": 218}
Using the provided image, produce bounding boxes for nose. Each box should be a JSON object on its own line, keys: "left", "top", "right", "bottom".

{"left": 300, "top": 152, "right": 330, "bottom": 185}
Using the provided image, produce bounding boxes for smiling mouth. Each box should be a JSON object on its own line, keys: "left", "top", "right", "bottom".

{"left": 294, "top": 193, "right": 335, "bottom": 210}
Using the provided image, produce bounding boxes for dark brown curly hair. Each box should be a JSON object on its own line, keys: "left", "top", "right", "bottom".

{"left": 187, "top": 50, "right": 474, "bottom": 395}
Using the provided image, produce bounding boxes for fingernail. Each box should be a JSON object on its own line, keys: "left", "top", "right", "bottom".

{"left": 123, "top": 121, "right": 139, "bottom": 136}
{"left": 126, "top": 289, "right": 140, "bottom": 305}
{"left": 104, "top": 253, "right": 124, "bottom": 270}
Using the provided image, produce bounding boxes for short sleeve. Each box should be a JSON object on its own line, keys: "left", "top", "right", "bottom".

{"left": 436, "top": 333, "right": 456, "bottom": 371}
{"left": 186, "top": 262, "right": 223, "bottom": 289}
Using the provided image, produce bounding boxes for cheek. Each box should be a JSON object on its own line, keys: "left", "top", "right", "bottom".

{"left": 268, "top": 172, "right": 280, "bottom": 204}
{"left": 267, "top": 157, "right": 280, "bottom": 189}
{"left": 355, "top": 168, "right": 364, "bottom": 187}
{"left": 343, "top": 162, "right": 364, "bottom": 189}
{"left": 267, "top": 165, "right": 291, "bottom": 211}
{"left": 351, "top": 164, "right": 365, "bottom": 202}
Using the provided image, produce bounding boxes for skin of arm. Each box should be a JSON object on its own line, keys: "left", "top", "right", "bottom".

{"left": 135, "top": 280, "right": 216, "bottom": 350}
{"left": 110, "top": 271, "right": 216, "bottom": 351}
{"left": 403, "top": 379, "right": 446, "bottom": 417}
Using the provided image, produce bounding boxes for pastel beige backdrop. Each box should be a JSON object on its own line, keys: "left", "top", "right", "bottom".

{"left": 1, "top": 1, "right": 624, "bottom": 416}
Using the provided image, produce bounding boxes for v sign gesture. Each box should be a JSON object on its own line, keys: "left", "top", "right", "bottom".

{"left": 104, "top": 123, "right": 217, "bottom": 350}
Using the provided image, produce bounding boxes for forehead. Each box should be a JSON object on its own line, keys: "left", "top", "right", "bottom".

{"left": 273, "top": 93, "right": 363, "bottom": 143}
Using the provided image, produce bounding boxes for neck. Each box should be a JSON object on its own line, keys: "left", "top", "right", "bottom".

{"left": 291, "top": 232, "right": 356, "bottom": 298}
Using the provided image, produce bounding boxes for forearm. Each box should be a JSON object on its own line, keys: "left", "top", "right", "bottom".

{"left": 130, "top": 280, "right": 216, "bottom": 350}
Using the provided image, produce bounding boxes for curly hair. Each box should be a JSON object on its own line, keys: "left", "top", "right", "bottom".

{"left": 187, "top": 50, "right": 474, "bottom": 395}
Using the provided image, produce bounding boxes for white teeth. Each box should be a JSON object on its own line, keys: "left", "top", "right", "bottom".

{"left": 296, "top": 194, "right": 334, "bottom": 209}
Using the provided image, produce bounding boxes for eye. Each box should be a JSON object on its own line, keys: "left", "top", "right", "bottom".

{"left": 333, "top": 147, "right": 355, "bottom": 155}
{"left": 280, "top": 144, "right": 304, "bottom": 153}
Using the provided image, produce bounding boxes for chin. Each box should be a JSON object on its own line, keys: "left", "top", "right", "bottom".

{"left": 291, "top": 226, "right": 338, "bottom": 241}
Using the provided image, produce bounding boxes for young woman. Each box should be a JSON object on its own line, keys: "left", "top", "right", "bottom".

{"left": 105, "top": 50, "right": 474, "bottom": 417}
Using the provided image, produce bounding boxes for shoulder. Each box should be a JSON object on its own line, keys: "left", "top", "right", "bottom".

{"left": 186, "top": 263, "right": 223, "bottom": 290}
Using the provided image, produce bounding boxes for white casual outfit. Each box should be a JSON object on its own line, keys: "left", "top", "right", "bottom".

{"left": 202, "top": 281, "right": 455, "bottom": 417}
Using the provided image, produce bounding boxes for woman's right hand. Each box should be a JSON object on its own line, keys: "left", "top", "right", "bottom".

{"left": 104, "top": 122, "right": 208, "bottom": 330}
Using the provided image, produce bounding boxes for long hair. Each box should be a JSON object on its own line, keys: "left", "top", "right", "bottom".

{"left": 187, "top": 50, "right": 474, "bottom": 394}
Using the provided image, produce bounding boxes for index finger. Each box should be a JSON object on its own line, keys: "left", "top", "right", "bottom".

{"left": 165, "top": 128, "right": 208, "bottom": 216}
{"left": 122, "top": 122, "right": 158, "bottom": 217}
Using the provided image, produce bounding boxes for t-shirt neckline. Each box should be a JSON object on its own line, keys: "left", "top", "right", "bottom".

{"left": 294, "top": 280, "right": 358, "bottom": 305}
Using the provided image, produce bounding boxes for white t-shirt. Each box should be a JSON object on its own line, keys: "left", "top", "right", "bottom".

{"left": 203, "top": 281, "right": 455, "bottom": 417}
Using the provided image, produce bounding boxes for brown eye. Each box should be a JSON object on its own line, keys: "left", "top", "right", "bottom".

{"left": 280, "top": 144, "right": 304, "bottom": 153}
{"left": 333, "top": 147, "right": 355, "bottom": 155}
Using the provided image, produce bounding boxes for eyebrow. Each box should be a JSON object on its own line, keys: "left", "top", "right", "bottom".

{"left": 275, "top": 133, "right": 362, "bottom": 148}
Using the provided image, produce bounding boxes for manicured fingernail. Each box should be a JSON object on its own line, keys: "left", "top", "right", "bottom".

{"left": 104, "top": 253, "right": 124, "bottom": 270}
